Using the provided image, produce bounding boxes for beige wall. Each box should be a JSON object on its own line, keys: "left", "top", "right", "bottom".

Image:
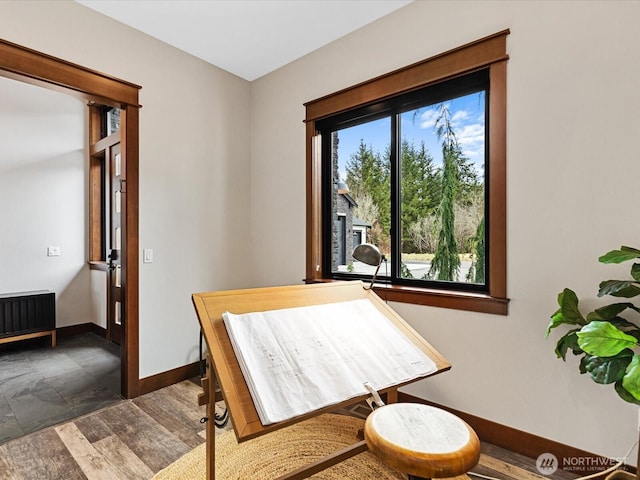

{"left": 250, "top": 0, "right": 640, "bottom": 462}
{"left": 0, "top": 0, "right": 252, "bottom": 377}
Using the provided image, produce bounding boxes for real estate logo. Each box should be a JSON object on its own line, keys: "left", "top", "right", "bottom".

{"left": 536, "top": 452, "right": 622, "bottom": 475}
{"left": 536, "top": 453, "right": 558, "bottom": 475}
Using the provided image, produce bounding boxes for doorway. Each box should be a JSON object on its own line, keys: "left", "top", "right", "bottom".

{"left": 0, "top": 38, "right": 141, "bottom": 399}
{"left": 0, "top": 75, "right": 125, "bottom": 444}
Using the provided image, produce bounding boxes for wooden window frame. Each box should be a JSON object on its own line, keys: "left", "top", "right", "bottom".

{"left": 304, "top": 30, "right": 510, "bottom": 315}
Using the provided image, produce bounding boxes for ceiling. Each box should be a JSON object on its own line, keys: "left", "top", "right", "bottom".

{"left": 76, "top": 0, "right": 413, "bottom": 81}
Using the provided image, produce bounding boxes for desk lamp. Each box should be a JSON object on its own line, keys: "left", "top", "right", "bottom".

{"left": 352, "top": 243, "right": 385, "bottom": 290}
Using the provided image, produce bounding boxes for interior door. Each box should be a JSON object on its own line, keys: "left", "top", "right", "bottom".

{"left": 90, "top": 104, "right": 124, "bottom": 346}
{"left": 108, "top": 142, "right": 123, "bottom": 345}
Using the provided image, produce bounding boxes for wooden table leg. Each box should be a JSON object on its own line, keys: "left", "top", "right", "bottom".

{"left": 199, "top": 359, "right": 216, "bottom": 480}
{"left": 208, "top": 364, "right": 216, "bottom": 480}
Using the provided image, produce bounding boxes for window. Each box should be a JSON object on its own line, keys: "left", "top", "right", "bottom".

{"left": 305, "top": 30, "right": 509, "bottom": 315}
{"left": 88, "top": 104, "right": 122, "bottom": 264}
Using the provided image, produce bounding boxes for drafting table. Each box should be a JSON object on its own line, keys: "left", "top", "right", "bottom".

{"left": 192, "top": 281, "right": 451, "bottom": 480}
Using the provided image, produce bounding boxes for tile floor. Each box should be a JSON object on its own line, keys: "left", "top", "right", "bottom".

{"left": 0, "top": 333, "right": 123, "bottom": 444}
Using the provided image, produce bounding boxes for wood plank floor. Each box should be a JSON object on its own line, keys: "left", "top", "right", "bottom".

{"left": 0, "top": 379, "right": 582, "bottom": 480}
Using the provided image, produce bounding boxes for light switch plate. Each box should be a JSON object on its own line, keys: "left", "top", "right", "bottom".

{"left": 47, "top": 246, "right": 61, "bottom": 256}
{"left": 143, "top": 248, "right": 153, "bottom": 263}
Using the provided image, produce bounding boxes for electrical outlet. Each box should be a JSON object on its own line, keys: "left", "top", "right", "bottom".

{"left": 47, "top": 246, "right": 61, "bottom": 257}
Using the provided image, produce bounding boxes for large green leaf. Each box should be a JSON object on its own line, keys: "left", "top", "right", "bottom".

{"left": 546, "top": 289, "right": 586, "bottom": 337}
{"left": 554, "top": 330, "right": 582, "bottom": 360}
{"left": 586, "top": 303, "right": 640, "bottom": 322}
{"left": 625, "top": 329, "right": 640, "bottom": 343}
{"left": 622, "top": 355, "right": 640, "bottom": 401}
{"left": 579, "top": 355, "right": 591, "bottom": 374}
{"left": 605, "top": 318, "right": 640, "bottom": 342}
{"left": 599, "top": 247, "right": 640, "bottom": 264}
{"left": 632, "top": 263, "right": 640, "bottom": 282}
{"left": 609, "top": 317, "right": 640, "bottom": 329}
{"left": 598, "top": 280, "right": 640, "bottom": 298}
{"left": 577, "top": 321, "right": 638, "bottom": 357}
{"left": 582, "top": 350, "right": 634, "bottom": 384}
{"left": 615, "top": 380, "right": 640, "bottom": 405}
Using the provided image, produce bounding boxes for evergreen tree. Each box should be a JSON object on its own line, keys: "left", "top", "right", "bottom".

{"left": 401, "top": 140, "right": 439, "bottom": 253}
{"left": 428, "top": 104, "right": 462, "bottom": 281}
{"left": 346, "top": 140, "right": 390, "bottom": 247}
{"left": 465, "top": 216, "right": 485, "bottom": 284}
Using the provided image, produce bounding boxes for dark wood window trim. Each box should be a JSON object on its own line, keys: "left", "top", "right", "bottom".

{"left": 0, "top": 38, "right": 142, "bottom": 396}
{"left": 304, "top": 30, "right": 510, "bottom": 315}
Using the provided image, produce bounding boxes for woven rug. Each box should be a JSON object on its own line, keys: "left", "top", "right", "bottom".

{"left": 152, "top": 413, "right": 469, "bottom": 480}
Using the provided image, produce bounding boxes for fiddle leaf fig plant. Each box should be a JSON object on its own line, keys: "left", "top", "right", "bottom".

{"left": 546, "top": 246, "right": 640, "bottom": 404}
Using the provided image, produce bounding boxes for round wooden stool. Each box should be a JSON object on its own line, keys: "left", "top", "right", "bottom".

{"left": 364, "top": 403, "right": 480, "bottom": 479}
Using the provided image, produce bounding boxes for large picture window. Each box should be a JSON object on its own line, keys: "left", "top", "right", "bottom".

{"left": 305, "top": 31, "right": 509, "bottom": 314}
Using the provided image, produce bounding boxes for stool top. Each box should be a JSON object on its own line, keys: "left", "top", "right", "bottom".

{"left": 368, "top": 403, "right": 470, "bottom": 453}
{"left": 364, "top": 403, "right": 480, "bottom": 478}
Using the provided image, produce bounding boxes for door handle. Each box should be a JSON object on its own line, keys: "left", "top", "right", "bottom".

{"left": 107, "top": 249, "right": 119, "bottom": 271}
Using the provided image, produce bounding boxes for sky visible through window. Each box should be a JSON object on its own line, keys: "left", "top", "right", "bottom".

{"left": 336, "top": 91, "right": 485, "bottom": 183}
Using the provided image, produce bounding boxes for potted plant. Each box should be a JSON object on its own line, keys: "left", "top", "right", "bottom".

{"left": 546, "top": 246, "right": 640, "bottom": 480}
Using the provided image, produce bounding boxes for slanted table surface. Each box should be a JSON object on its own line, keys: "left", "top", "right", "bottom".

{"left": 192, "top": 281, "right": 451, "bottom": 443}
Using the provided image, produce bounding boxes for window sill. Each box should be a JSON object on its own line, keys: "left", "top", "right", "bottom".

{"left": 305, "top": 279, "right": 509, "bottom": 315}
{"left": 88, "top": 261, "right": 108, "bottom": 272}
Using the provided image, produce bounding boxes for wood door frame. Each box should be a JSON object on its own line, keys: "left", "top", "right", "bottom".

{"left": 0, "top": 38, "right": 141, "bottom": 398}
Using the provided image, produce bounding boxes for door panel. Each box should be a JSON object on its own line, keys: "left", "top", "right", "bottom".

{"left": 108, "top": 144, "right": 123, "bottom": 345}
{"left": 337, "top": 216, "right": 346, "bottom": 266}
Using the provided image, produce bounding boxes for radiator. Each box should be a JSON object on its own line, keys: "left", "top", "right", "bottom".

{"left": 0, "top": 290, "right": 56, "bottom": 346}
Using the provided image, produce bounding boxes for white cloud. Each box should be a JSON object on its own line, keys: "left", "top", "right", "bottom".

{"left": 419, "top": 107, "right": 440, "bottom": 129}
{"left": 457, "top": 123, "right": 484, "bottom": 146}
{"left": 451, "top": 109, "right": 470, "bottom": 124}
{"left": 417, "top": 101, "right": 485, "bottom": 163}
{"left": 451, "top": 106, "right": 484, "bottom": 160}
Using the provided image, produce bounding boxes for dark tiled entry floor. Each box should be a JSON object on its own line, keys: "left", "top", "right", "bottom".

{"left": 0, "top": 333, "right": 123, "bottom": 444}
